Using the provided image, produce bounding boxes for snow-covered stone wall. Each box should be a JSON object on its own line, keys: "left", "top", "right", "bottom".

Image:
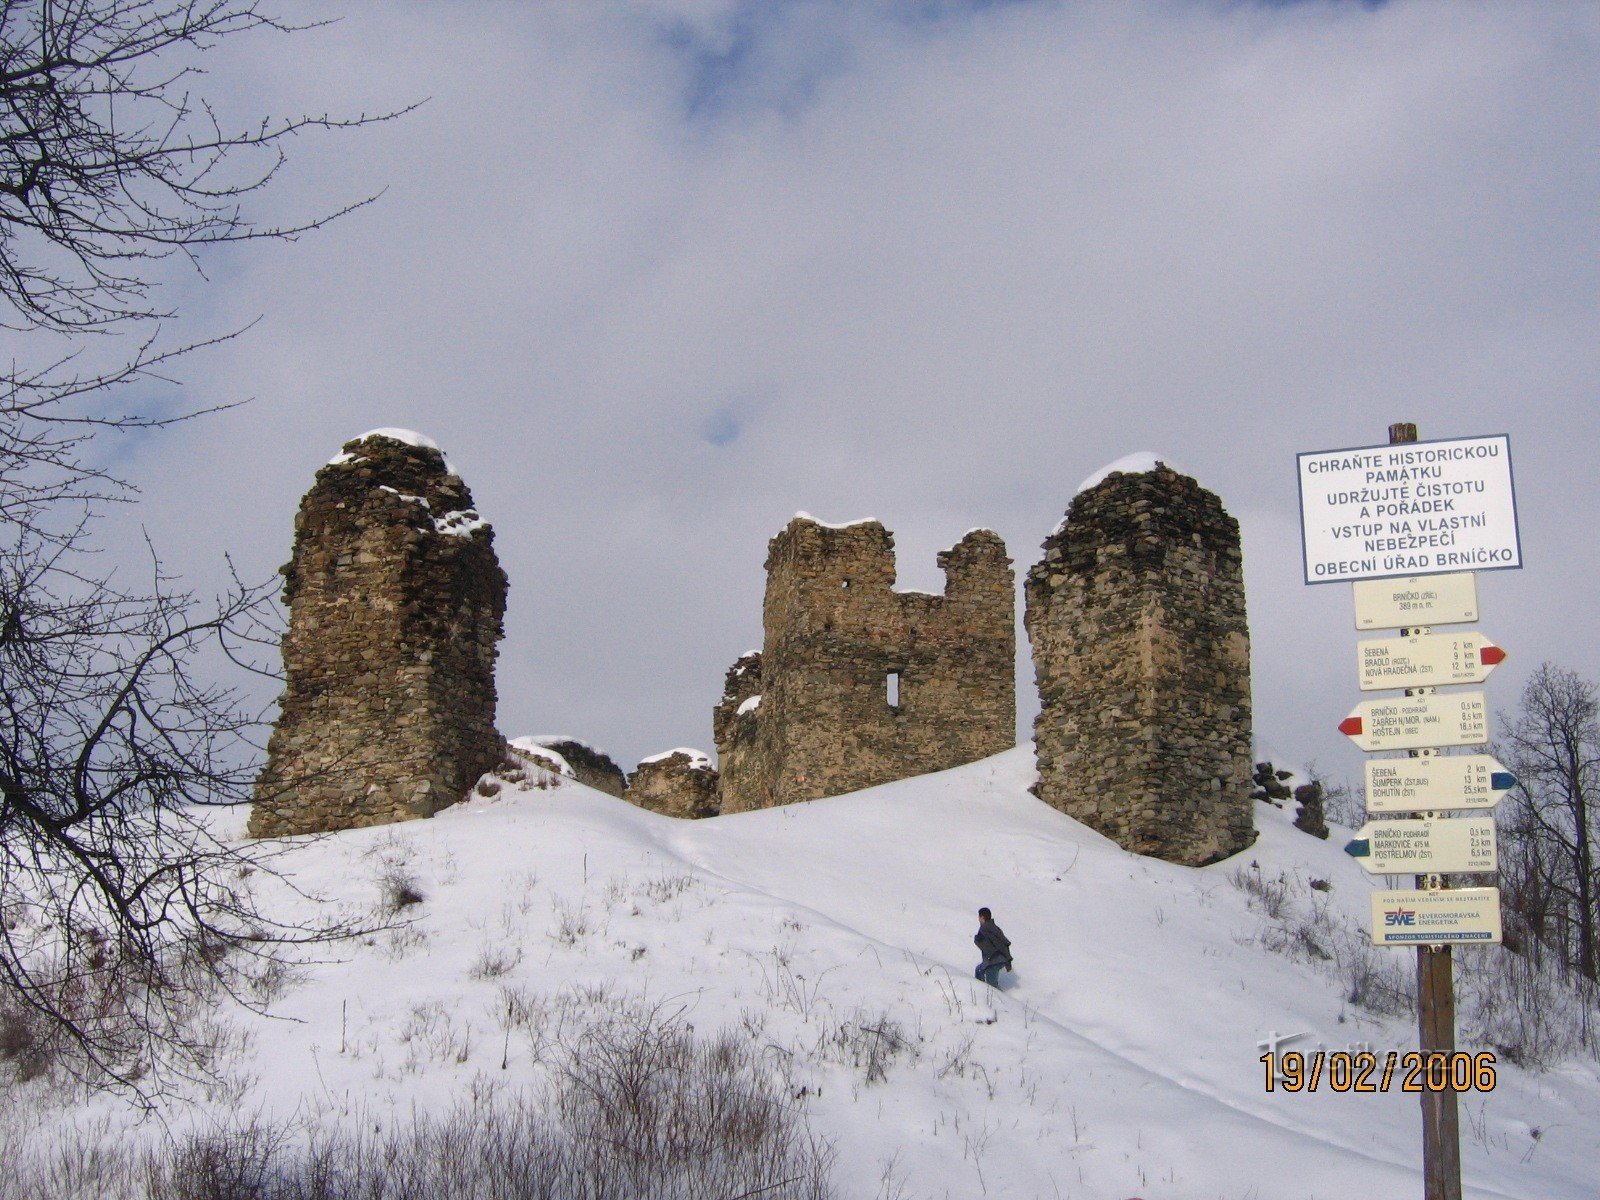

{"left": 628, "top": 750, "right": 720, "bottom": 819}
{"left": 1025, "top": 464, "right": 1254, "bottom": 867}
{"left": 723, "top": 516, "right": 1016, "bottom": 812}
{"left": 250, "top": 433, "right": 507, "bottom": 836}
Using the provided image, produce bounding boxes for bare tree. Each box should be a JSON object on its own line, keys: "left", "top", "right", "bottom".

{"left": 1496, "top": 663, "right": 1600, "bottom": 983}
{"left": 0, "top": 0, "right": 407, "bottom": 331}
{"left": 0, "top": 0, "right": 402, "bottom": 1097}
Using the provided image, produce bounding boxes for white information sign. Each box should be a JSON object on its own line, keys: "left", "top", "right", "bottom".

{"left": 1369, "top": 888, "right": 1502, "bottom": 946}
{"left": 1365, "top": 755, "right": 1516, "bottom": 814}
{"left": 1298, "top": 435, "right": 1521, "bottom": 585}
{"left": 1347, "top": 817, "right": 1497, "bottom": 874}
{"left": 1340, "top": 691, "right": 1489, "bottom": 752}
{"left": 1357, "top": 632, "right": 1505, "bottom": 691}
{"left": 1352, "top": 573, "right": 1479, "bottom": 630}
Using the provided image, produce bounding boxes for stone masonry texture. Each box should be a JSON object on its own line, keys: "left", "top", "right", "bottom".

{"left": 250, "top": 434, "right": 507, "bottom": 836}
{"left": 718, "top": 518, "right": 1015, "bottom": 812}
{"left": 1024, "top": 465, "right": 1254, "bottom": 866}
{"left": 533, "top": 738, "right": 628, "bottom": 798}
{"left": 711, "top": 652, "right": 764, "bottom": 814}
{"left": 628, "top": 752, "right": 720, "bottom": 819}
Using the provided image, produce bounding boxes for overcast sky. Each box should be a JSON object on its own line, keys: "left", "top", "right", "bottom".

{"left": 88, "top": 0, "right": 1599, "bottom": 788}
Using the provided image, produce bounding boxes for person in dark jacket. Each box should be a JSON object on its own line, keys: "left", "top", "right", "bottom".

{"left": 973, "top": 907, "right": 1012, "bottom": 988}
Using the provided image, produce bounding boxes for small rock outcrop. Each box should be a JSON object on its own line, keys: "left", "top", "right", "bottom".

{"left": 1292, "top": 781, "right": 1331, "bottom": 840}
{"left": 628, "top": 749, "right": 720, "bottom": 819}
{"left": 251, "top": 431, "right": 507, "bottom": 836}
{"left": 1025, "top": 464, "right": 1254, "bottom": 867}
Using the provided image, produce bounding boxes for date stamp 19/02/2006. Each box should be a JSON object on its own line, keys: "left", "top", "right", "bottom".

{"left": 1260, "top": 1049, "right": 1497, "bottom": 1094}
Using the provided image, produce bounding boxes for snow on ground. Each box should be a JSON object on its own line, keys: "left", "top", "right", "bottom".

{"left": 16, "top": 750, "right": 1598, "bottom": 1199}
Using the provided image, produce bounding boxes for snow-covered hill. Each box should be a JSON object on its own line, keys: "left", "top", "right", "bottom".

{"left": 10, "top": 749, "right": 1597, "bottom": 1199}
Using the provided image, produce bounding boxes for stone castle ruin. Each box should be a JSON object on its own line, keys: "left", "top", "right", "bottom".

{"left": 250, "top": 432, "right": 507, "bottom": 837}
{"left": 1025, "top": 464, "right": 1254, "bottom": 866}
{"left": 254, "top": 433, "right": 1254, "bottom": 869}
{"left": 715, "top": 517, "right": 1016, "bottom": 813}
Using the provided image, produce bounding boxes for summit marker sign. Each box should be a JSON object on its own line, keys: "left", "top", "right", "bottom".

{"left": 1298, "top": 434, "right": 1521, "bottom": 585}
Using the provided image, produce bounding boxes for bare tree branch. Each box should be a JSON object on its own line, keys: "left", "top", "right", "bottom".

{"left": 0, "top": 0, "right": 408, "bottom": 1101}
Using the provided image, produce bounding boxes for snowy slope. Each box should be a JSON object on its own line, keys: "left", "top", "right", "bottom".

{"left": 16, "top": 750, "right": 1598, "bottom": 1200}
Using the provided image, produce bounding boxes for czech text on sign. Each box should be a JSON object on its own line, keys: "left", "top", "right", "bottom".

{"left": 1357, "top": 632, "right": 1505, "bottom": 691}
{"left": 1365, "top": 755, "right": 1516, "bottom": 814}
{"left": 1339, "top": 691, "right": 1489, "bottom": 752}
{"left": 1298, "top": 434, "right": 1521, "bottom": 585}
{"left": 1352, "top": 573, "right": 1478, "bottom": 630}
{"left": 1369, "top": 888, "right": 1502, "bottom": 946}
{"left": 1346, "top": 817, "right": 1497, "bottom": 874}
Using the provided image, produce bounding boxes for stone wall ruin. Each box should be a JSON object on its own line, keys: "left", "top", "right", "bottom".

{"left": 628, "top": 749, "right": 720, "bottom": 819}
{"left": 251, "top": 431, "right": 1255, "bottom": 865}
{"left": 250, "top": 432, "right": 507, "bottom": 837}
{"left": 1024, "top": 463, "right": 1254, "bottom": 866}
{"left": 717, "top": 517, "right": 1016, "bottom": 812}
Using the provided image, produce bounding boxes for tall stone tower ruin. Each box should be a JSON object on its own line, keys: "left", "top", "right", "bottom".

{"left": 250, "top": 432, "right": 507, "bottom": 837}
{"left": 1025, "top": 464, "right": 1253, "bottom": 866}
{"left": 717, "top": 517, "right": 1015, "bottom": 812}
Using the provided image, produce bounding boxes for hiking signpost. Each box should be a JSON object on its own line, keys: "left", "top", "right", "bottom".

{"left": 1352, "top": 573, "right": 1479, "bottom": 630}
{"left": 1298, "top": 425, "right": 1521, "bottom": 1200}
{"left": 1365, "top": 755, "right": 1516, "bottom": 815}
{"left": 1338, "top": 692, "right": 1490, "bottom": 752}
{"left": 1345, "top": 816, "right": 1498, "bottom": 874}
{"left": 1356, "top": 632, "right": 1505, "bottom": 691}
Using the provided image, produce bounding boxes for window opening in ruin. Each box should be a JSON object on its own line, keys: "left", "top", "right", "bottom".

{"left": 887, "top": 670, "right": 901, "bottom": 709}
{"left": 841, "top": 578, "right": 851, "bottom": 589}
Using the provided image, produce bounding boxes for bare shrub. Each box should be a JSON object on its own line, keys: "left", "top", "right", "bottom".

{"left": 4, "top": 998, "right": 837, "bottom": 1199}
{"left": 550, "top": 899, "right": 594, "bottom": 948}
{"left": 469, "top": 944, "right": 524, "bottom": 982}
{"left": 1229, "top": 864, "right": 1291, "bottom": 919}
{"left": 1337, "top": 940, "right": 1415, "bottom": 1019}
{"left": 823, "top": 1011, "right": 918, "bottom": 1084}
{"left": 641, "top": 872, "right": 696, "bottom": 904}
{"left": 0, "top": 998, "right": 55, "bottom": 1083}
{"left": 377, "top": 864, "right": 425, "bottom": 916}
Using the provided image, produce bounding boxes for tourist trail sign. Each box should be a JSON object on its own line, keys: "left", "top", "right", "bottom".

{"left": 1352, "top": 573, "right": 1479, "bottom": 630}
{"left": 1357, "top": 632, "right": 1506, "bottom": 691}
{"left": 1345, "top": 817, "right": 1497, "bottom": 874}
{"left": 1365, "top": 755, "right": 1516, "bottom": 814}
{"left": 1339, "top": 691, "right": 1490, "bottom": 752}
{"left": 1369, "top": 888, "right": 1503, "bottom": 946}
{"left": 1298, "top": 434, "right": 1521, "bottom": 585}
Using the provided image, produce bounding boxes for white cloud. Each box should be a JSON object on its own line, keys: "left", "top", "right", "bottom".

{"left": 93, "top": 0, "right": 1600, "bottom": 778}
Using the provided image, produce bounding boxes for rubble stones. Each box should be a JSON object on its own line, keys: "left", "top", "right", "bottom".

{"left": 1025, "top": 465, "right": 1254, "bottom": 867}
{"left": 250, "top": 433, "right": 507, "bottom": 836}
{"left": 718, "top": 519, "right": 1016, "bottom": 812}
{"left": 628, "top": 751, "right": 720, "bottom": 819}
{"left": 1293, "top": 781, "right": 1331, "bottom": 840}
{"left": 531, "top": 738, "right": 628, "bottom": 798}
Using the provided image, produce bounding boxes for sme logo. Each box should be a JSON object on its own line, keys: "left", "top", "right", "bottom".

{"left": 1384, "top": 908, "right": 1418, "bottom": 926}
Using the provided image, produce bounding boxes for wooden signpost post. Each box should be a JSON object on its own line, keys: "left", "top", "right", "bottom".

{"left": 1298, "top": 423, "right": 1521, "bottom": 1200}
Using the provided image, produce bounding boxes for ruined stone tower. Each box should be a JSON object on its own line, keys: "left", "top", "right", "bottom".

{"left": 717, "top": 517, "right": 1015, "bottom": 812}
{"left": 711, "top": 651, "right": 763, "bottom": 811}
{"left": 250, "top": 431, "right": 507, "bottom": 837}
{"left": 1025, "top": 464, "right": 1253, "bottom": 866}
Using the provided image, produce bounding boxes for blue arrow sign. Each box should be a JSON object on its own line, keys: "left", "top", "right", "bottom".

{"left": 1345, "top": 838, "right": 1371, "bottom": 859}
